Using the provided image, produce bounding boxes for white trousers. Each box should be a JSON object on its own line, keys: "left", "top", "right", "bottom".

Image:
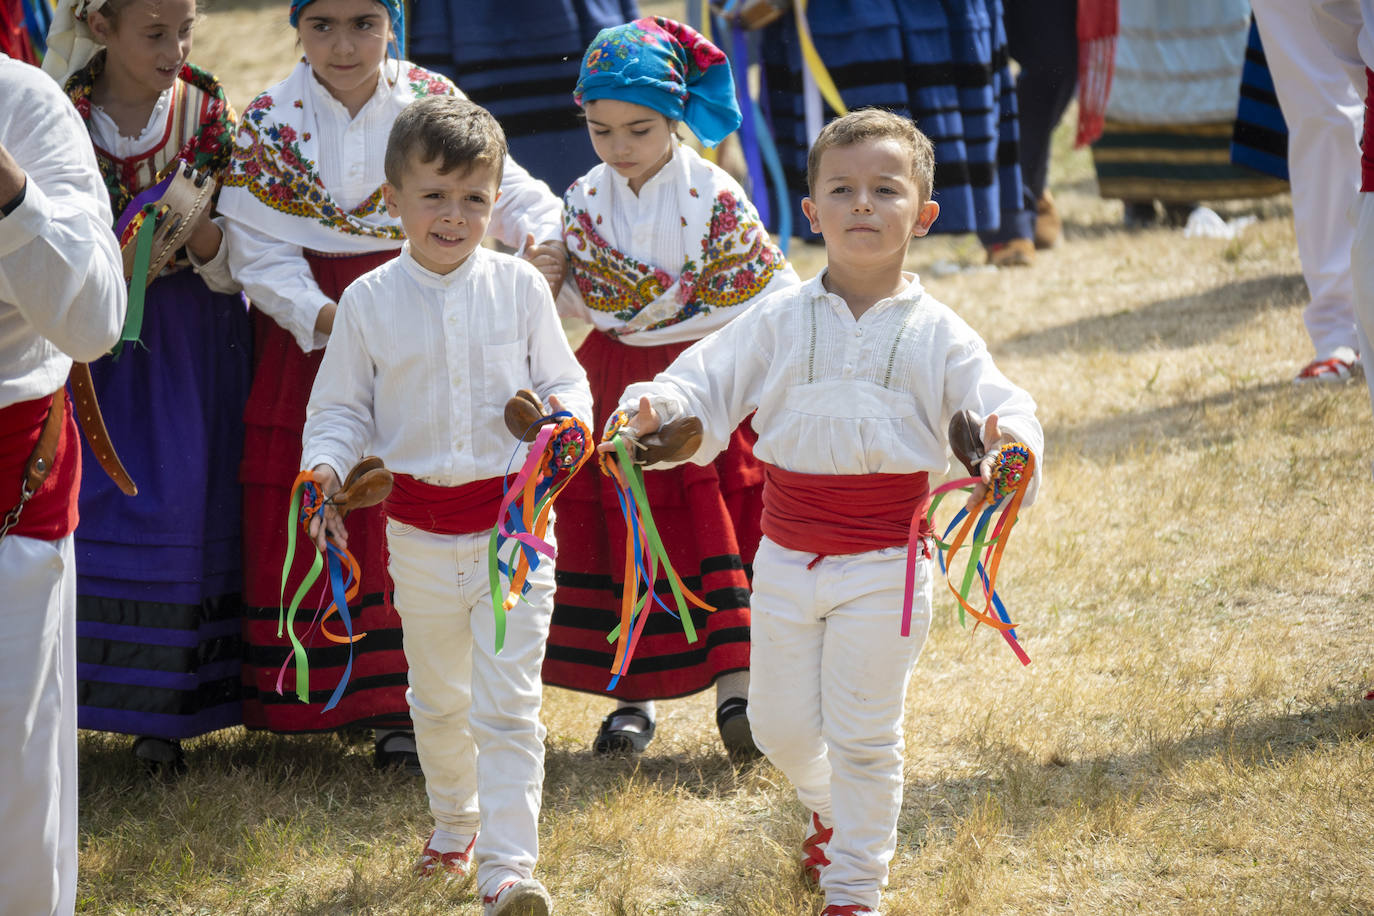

{"left": 1251, "top": 0, "right": 1364, "bottom": 361}
{"left": 1349, "top": 194, "right": 1374, "bottom": 417}
{"left": 747, "top": 537, "right": 933, "bottom": 912}
{"left": 0, "top": 534, "right": 77, "bottom": 916}
{"left": 386, "top": 521, "right": 553, "bottom": 899}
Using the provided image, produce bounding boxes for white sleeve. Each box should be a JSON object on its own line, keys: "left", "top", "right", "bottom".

{"left": 941, "top": 339, "right": 1045, "bottom": 506}
{"left": 301, "top": 286, "right": 375, "bottom": 479}
{"left": 620, "top": 305, "right": 772, "bottom": 467}
{"left": 1313, "top": 0, "right": 1374, "bottom": 88}
{"left": 186, "top": 216, "right": 243, "bottom": 295}
{"left": 0, "top": 176, "right": 125, "bottom": 362}
{"left": 490, "top": 153, "right": 563, "bottom": 252}
{"left": 223, "top": 216, "right": 331, "bottom": 352}
{"left": 521, "top": 269, "right": 593, "bottom": 428}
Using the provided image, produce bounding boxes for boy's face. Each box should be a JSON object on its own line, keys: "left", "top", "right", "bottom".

{"left": 801, "top": 138, "right": 939, "bottom": 272}
{"left": 383, "top": 155, "right": 501, "bottom": 275}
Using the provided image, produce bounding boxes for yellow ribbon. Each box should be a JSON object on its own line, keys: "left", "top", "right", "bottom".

{"left": 794, "top": 0, "right": 849, "bottom": 116}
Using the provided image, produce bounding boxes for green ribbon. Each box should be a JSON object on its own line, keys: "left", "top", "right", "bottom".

{"left": 279, "top": 481, "right": 324, "bottom": 703}
{"left": 604, "top": 436, "right": 698, "bottom": 646}
{"left": 113, "top": 205, "right": 157, "bottom": 359}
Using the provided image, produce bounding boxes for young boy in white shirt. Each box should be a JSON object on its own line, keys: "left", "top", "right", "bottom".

{"left": 303, "top": 95, "right": 592, "bottom": 916}
{"left": 606, "top": 109, "right": 1045, "bottom": 916}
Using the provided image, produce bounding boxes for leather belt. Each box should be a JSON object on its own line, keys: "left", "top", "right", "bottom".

{"left": 69, "top": 362, "right": 137, "bottom": 496}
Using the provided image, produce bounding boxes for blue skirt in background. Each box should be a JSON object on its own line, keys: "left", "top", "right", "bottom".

{"left": 74, "top": 268, "right": 252, "bottom": 741}
{"left": 760, "top": 0, "right": 1028, "bottom": 238}
{"left": 409, "top": 0, "right": 641, "bottom": 195}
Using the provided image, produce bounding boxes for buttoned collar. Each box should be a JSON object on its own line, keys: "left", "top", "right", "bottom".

{"left": 805, "top": 268, "right": 924, "bottom": 316}
{"left": 607, "top": 142, "right": 684, "bottom": 199}
{"left": 398, "top": 242, "right": 483, "bottom": 290}
{"left": 307, "top": 62, "right": 392, "bottom": 123}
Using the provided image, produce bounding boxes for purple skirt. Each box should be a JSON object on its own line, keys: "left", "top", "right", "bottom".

{"left": 74, "top": 267, "right": 252, "bottom": 739}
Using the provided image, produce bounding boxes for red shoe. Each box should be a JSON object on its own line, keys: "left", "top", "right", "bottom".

{"left": 1294, "top": 356, "right": 1355, "bottom": 384}
{"left": 482, "top": 877, "right": 552, "bottom": 915}
{"left": 413, "top": 830, "right": 476, "bottom": 877}
{"left": 802, "top": 811, "right": 833, "bottom": 884}
{"left": 821, "top": 906, "right": 877, "bottom": 915}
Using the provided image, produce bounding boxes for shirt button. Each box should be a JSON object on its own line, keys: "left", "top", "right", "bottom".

{"left": 856, "top": 328, "right": 864, "bottom": 337}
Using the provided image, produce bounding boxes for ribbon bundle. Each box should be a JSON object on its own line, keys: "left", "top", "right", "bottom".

{"left": 488, "top": 411, "right": 594, "bottom": 654}
{"left": 598, "top": 413, "right": 714, "bottom": 690}
{"left": 278, "top": 472, "right": 367, "bottom": 711}
{"left": 911, "top": 442, "right": 1035, "bottom": 665}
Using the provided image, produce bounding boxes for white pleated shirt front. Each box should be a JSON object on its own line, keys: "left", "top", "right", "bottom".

{"left": 622, "top": 270, "right": 1044, "bottom": 502}
{"left": 302, "top": 244, "right": 592, "bottom": 487}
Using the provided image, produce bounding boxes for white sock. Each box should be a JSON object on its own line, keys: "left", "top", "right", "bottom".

{"left": 427, "top": 826, "right": 475, "bottom": 855}
{"left": 608, "top": 700, "right": 655, "bottom": 730}
{"left": 714, "top": 670, "right": 749, "bottom": 706}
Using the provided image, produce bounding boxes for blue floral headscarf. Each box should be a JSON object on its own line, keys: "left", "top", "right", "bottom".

{"left": 575, "top": 16, "right": 741, "bottom": 149}
{"left": 289, "top": 0, "right": 405, "bottom": 55}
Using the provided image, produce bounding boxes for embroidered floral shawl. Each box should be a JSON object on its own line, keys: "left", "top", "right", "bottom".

{"left": 562, "top": 143, "right": 793, "bottom": 346}
{"left": 219, "top": 58, "right": 454, "bottom": 254}
{"left": 66, "top": 56, "right": 236, "bottom": 227}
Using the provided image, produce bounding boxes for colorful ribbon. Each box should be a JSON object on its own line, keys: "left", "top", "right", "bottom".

{"left": 793, "top": 0, "right": 848, "bottom": 118}
{"left": 109, "top": 203, "right": 156, "bottom": 359}
{"left": 701, "top": 2, "right": 793, "bottom": 252}
{"left": 598, "top": 414, "right": 715, "bottom": 690}
{"left": 276, "top": 471, "right": 368, "bottom": 712}
{"left": 915, "top": 443, "right": 1035, "bottom": 666}
{"left": 488, "top": 411, "right": 593, "bottom": 654}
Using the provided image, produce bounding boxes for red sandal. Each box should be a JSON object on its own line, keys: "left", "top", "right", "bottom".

{"left": 413, "top": 830, "right": 476, "bottom": 878}
{"left": 802, "top": 811, "right": 833, "bottom": 884}
{"left": 1294, "top": 357, "right": 1355, "bottom": 384}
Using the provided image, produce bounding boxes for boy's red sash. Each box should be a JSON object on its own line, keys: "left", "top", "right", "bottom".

{"left": 384, "top": 473, "right": 506, "bottom": 535}
{"left": 0, "top": 392, "right": 80, "bottom": 541}
{"left": 760, "top": 465, "right": 933, "bottom": 558}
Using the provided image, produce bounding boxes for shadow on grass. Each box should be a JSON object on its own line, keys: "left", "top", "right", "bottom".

{"left": 1038, "top": 379, "right": 1352, "bottom": 461}
{"left": 999, "top": 273, "right": 1307, "bottom": 358}
{"left": 899, "top": 698, "right": 1374, "bottom": 845}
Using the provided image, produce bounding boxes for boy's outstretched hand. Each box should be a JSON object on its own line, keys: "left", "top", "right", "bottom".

{"left": 307, "top": 464, "right": 348, "bottom": 553}
{"left": 597, "top": 396, "right": 662, "bottom": 456}
{"left": 964, "top": 413, "right": 1018, "bottom": 513}
{"left": 523, "top": 233, "right": 568, "bottom": 298}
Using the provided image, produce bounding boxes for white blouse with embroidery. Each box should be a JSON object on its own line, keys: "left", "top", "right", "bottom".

{"left": 223, "top": 61, "right": 564, "bottom": 353}
{"left": 558, "top": 143, "right": 798, "bottom": 347}
{"left": 621, "top": 271, "right": 1044, "bottom": 502}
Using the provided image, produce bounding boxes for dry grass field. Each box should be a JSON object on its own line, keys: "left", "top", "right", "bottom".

{"left": 74, "top": 2, "right": 1374, "bottom": 913}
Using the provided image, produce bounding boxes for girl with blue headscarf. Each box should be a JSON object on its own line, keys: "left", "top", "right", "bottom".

{"left": 216, "top": 0, "right": 566, "bottom": 811}
{"left": 542, "top": 16, "right": 799, "bottom": 761}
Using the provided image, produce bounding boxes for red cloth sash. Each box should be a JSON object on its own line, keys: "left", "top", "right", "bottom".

{"left": 0, "top": 392, "right": 81, "bottom": 541}
{"left": 1075, "top": 0, "right": 1119, "bottom": 147}
{"left": 383, "top": 473, "right": 506, "bottom": 535}
{"left": 760, "top": 465, "right": 933, "bottom": 557}
{"left": 1363, "top": 69, "right": 1374, "bottom": 192}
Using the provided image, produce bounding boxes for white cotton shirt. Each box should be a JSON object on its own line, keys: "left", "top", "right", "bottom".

{"left": 225, "top": 66, "right": 564, "bottom": 354}
{"left": 302, "top": 244, "right": 592, "bottom": 487}
{"left": 621, "top": 271, "right": 1044, "bottom": 503}
{"left": 0, "top": 54, "right": 125, "bottom": 408}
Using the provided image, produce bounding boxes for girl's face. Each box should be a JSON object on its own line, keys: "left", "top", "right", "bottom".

{"left": 583, "top": 98, "right": 675, "bottom": 193}
{"left": 296, "top": 0, "right": 391, "bottom": 114}
{"left": 88, "top": 0, "right": 196, "bottom": 99}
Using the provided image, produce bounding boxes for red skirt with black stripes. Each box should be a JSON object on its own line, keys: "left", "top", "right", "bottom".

{"left": 542, "top": 331, "right": 762, "bottom": 701}
{"left": 239, "top": 250, "right": 412, "bottom": 733}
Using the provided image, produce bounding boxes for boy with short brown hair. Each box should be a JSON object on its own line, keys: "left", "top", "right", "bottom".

{"left": 304, "top": 96, "right": 591, "bottom": 916}
{"left": 608, "top": 108, "right": 1044, "bottom": 915}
